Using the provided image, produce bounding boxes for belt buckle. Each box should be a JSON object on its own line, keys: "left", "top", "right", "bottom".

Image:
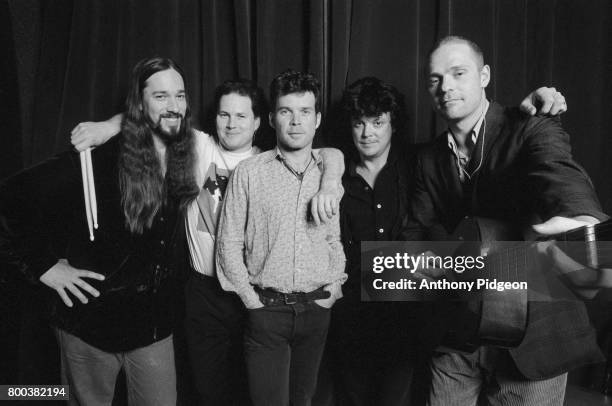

{"left": 284, "top": 293, "right": 297, "bottom": 305}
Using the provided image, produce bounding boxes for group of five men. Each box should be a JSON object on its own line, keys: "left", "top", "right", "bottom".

{"left": 1, "top": 35, "right": 606, "bottom": 406}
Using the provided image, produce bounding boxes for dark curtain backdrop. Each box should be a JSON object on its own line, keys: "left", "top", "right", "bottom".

{"left": 2, "top": 0, "right": 612, "bottom": 388}
{"left": 5, "top": 0, "right": 612, "bottom": 212}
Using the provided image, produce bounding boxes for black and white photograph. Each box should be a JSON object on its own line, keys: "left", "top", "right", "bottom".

{"left": 1, "top": 0, "right": 611, "bottom": 405}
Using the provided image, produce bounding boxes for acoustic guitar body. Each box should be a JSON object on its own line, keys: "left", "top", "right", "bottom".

{"left": 442, "top": 217, "right": 528, "bottom": 352}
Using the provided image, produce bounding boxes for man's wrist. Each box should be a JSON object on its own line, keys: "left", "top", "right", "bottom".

{"left": 324, "top": 282, "right": 343, "bottom": 300}
{"left": 240, "top": 288, "right": 262, "bottom": 309}
{"left": 320, "top": 180, "right": 342, "bottom": 192}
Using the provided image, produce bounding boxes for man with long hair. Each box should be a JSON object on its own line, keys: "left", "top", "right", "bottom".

{"left": 0, "top": 57, "right": 198, "bottom": 405}
{"left": 69, "top": 77, "right": 344, "bottom": 405}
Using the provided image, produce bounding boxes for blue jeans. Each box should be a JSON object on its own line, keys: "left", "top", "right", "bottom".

{"left": 244, "top": 302, "right": 331, "bottom": 406}
{"left": 428, "top": 347, "right": 567, "bottom": 406}
{"left": 56, "top": 329, "right": 176, "bottom": 406}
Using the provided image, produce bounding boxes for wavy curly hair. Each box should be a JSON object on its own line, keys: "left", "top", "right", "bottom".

{"left": 269, "top": 69, "right": 321, "bottom": 112}
{"left": 119, "top": 57, "right": 199, "bottom": 234}
{"left": 341, "top": 76, "right": 406, "bottom": 133}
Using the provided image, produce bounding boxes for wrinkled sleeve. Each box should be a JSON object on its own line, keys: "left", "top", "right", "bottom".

{"left": 522, "top": 117, "right": 608, "bottom": 222}
{"left": 324, "top": 208, "right": 347, "bottom": 299}
{"left": 0, "top": 152, "right": 80, "bottom": 283}
{"left": 215, "top": 162, "right": 260, "bottom": 308}
{"left": 316, "top": 147, "right": 345, "bottom": 197}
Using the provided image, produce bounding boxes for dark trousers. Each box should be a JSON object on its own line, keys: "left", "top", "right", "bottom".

{"left": 184, "top": 272, "right": 249, "bottom": 406}
{"left": 327, "top": 299, "right": 421, "bottom": 406}
{"left": 245, "top": 302, "right": 331, "bottom": 406}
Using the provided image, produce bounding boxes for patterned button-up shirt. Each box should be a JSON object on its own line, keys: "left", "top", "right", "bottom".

{"left": 216, "top": 149, "right": 347, "bottom": 309}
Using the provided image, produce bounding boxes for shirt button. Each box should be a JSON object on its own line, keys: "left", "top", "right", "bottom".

{"left": 378, "top": 228, "right": 384, "bottom": 234}
{"left": 160, "top": 240, "right": 165, "bottom": 246}
{"left": 364, "top": 186, "right": 369, "bottom": 191}
{"left": 376, "top": 204, "right": 382, "bottom": 209}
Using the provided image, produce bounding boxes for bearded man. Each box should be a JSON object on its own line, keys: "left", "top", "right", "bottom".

{"left": 0, "top": 57, "right": 198, "bottom": 405}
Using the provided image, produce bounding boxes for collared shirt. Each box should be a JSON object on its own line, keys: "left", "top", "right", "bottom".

{"left": 447, "top": 100, "right": 489, "bottom": 182}
{"left": 342, "top": 149, "right": 404, "bottom": 242}
{"left": 276, "top": 147, "right": 314, "bottom": 180}
{"left": 216, "top": 149, "right": 347, "bottom": 309}
{"left": 341, "top": 148, "right": 409, "bottom": 294}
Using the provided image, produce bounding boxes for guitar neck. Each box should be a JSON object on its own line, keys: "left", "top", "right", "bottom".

{"left": 550, "top": 219, "right": 612, "bottom": 269}
{"left": 479, "top": 219, "right": 612, "bottom": 280}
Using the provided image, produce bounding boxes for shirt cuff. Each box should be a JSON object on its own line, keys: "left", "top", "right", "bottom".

{"left": 324, "top": 282, "right": 343, "bottom": 300}
{"left": 239, "top": 287, "right": 262, "bottom": 309}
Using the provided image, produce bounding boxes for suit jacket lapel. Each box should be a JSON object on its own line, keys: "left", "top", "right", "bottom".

{"left": 480, "top": 101, "right": 505, "bottom": 169}
{"left": 434, "top": 136, "right": 464, "bottom": 201}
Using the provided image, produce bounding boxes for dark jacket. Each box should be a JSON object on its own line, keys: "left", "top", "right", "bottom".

{"left": 0, "top": 137, "right": 186, "bottom": 352}
{"left": 405, "top": 101, "right": 607, "bottom": 379}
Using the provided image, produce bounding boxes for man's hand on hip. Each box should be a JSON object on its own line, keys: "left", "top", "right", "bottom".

{"left": 40, "top": 259, "right": 105, "bottom": 307}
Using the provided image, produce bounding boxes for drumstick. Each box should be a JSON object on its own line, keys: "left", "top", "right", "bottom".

{"left": 79, "top": 150, "right": 94, "bottom": 241}
{"left": 84, "top": 148, "right": 98, "bottom": 229}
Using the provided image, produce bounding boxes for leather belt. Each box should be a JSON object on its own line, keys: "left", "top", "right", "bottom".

{"left": 255, "top": 286, "right": 330, "bottom": 305}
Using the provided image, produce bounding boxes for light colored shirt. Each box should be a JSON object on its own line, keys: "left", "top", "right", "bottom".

{"left": 185, "top": 130, "right": 259, "bottom": 276}
{"left": 447, "top": 100, "right": 489, "bottom": 182}
{"left": 216, "top": 149, "right": 347, "bottom": 309}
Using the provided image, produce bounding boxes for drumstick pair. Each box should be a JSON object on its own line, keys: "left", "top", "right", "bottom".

{"left": 79, "top": 148, "right": 98, "bottom": 241}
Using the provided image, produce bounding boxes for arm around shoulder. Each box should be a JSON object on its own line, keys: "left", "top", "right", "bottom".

{"left": 71, "top": 113, "right": 123, "bottom": 151}
{"left": 522, "top": 117, "right": 606, "bottom": 221}
{"left": 311, "top": 147, "right": 345, "bottom": 225}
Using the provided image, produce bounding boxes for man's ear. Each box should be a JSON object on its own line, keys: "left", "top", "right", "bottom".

{"left": 268, "top": 113, "right": 275, "bottom": 129}
{"left": 254, "top": 116, "right": 261, "bottom": 132}
{"left": 480, "top": 65, "right": 491, "bottom": 88}
{"left": 315, "top": 112, "right": 321, "bottom": 129}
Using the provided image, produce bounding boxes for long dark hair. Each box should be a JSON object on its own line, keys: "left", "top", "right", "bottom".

{"left": 119, "top": 57, "right": 199, "bottom": 234}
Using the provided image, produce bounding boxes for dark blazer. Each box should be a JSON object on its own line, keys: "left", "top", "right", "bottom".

{"left": 0, "top": 137, "right": 187, "bottom": 352}
{"left": 406, "top": 101, "right": 607, "bottom": 379}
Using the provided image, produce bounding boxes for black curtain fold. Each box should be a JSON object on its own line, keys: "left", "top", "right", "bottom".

{"left": 307, "top": 0, "right": 328, "bottom": 113}
{"left": 26, "top": 0, "right": 72, "bottom": 166}
{"left": 4, "top": 0, "right": 612, "bottom": 211}
{"left": 2, "top": 0, "right": 612, "bottom": 388}
{"left": 328, "top": 0, "right": 352, "bottom": 102}
{"left": 233, "top": 0, "right": 255, "bottom": 79}
{"left": 1, "top": 0, "right": 22, "bottom": 177}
